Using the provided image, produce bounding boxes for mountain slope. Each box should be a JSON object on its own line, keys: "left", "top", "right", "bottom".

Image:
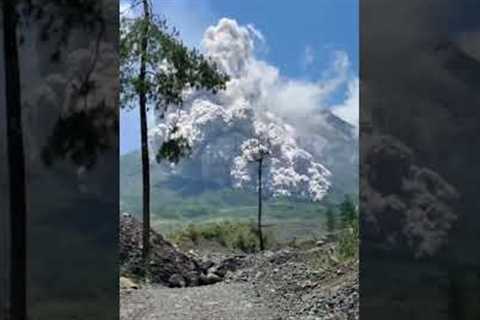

{"left": 120, "top": 109, "right": 356, "bottom": 240}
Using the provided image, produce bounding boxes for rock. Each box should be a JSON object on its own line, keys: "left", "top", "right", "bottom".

{"left": 188, "top": 249, "right": 200, "bottom": 259}
{"left": 200, "top": 272, "right": 223, "bottom": 285}
{"left": 315, "top": 240, "right": 325, "bottom": 247}
{"left": 202, "top": 260, "right": 215, "bottom": 270}
{"left": 212, "top": 256, "right": 245, "bottom": 277}
{"left": 301, "top": 280, "right": 314, "bottom": 289}
{"left": 120, "top": 276, "right": 139, "bottom": 290}
{"left": 168, "top": 274, "right": 187, "bottom": 288}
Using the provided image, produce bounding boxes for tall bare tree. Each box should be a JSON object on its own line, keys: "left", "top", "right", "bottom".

{"left": 138, "top": 0, "right": 151, "bottom": 278}
{"left": 240, "top": 136, "right": 273, "bottom": 251}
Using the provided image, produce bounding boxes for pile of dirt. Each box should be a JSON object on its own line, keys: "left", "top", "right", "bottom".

{"left": 120, "top": 214, "right": 224, "bottom": 287}
{"left": 226, "top": 246, "right": 359, "bottom": 320}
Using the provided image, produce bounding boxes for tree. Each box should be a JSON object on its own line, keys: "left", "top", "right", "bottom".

{"left": 228, "top": 119, "right": 331, "bottom": 251}
{"left": 239, "top": 136, "right": 273, "bottom": 251}
{"left": 120, "top": 0, "right": 228, "bottom": 277}
{"left": 337, "top": 195, "right": 359, "bottom": 259}
{"left": 339, "top": 194, "right": 357, "bottom": 228}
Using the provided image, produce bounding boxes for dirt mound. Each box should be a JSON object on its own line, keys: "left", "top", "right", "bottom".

{"left": 227, "top": 246, "right": 359, "bottom": 320}
{"left": 120, "top": 214, "right": 221, "bottom": 287}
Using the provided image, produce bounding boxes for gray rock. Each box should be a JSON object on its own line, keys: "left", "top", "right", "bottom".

{"left": 315, "top": 240, "right": 326, "bottom": 247}
{"left": 200, "top": 272, "right": 223, "bottom": 285}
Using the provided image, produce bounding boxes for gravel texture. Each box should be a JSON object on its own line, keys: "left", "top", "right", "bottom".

{"left": 226, "top": 247, "right": 359, "bottom": 320}
{"left": 121, "top": 243, "right": 358, "bottom": 320}
{"left": 121, "top": 282, "right": 279, "bottom": 320}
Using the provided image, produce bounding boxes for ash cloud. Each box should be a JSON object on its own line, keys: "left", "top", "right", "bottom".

{"left": 150, "top": 18, "right": 358, "bottom": 201}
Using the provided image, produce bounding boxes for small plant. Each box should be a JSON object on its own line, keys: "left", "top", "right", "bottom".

{"left": 337, "top": 220, "right": 359, "bottom": 260}
{"left": 183, "top": 224, "right": 201, "bottom": 244}
{"left": 310, "top": 198, "right": 359, "bottom": 271}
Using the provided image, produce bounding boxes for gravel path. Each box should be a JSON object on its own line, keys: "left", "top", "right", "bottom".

{"left": 121, "top": 282, "right": 279, "bottom": 320}
{"left": 120, "top": 245, "right": 358, "bottom": 320}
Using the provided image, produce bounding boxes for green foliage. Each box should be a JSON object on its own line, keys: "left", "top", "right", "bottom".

{"left": 156, "top": 127, "right": 191, "bottom": 164}
{"left": 336, "top": 194, "right": 359, "bottom": 260}
{"left": 120, "top": 11, "right": 229, "bottom": 111}
{"left": 339, "top": 194, "right": 357, "bottom": 228}
{"left": 337, "top": 219, "right": 359, "bottom": 260}
{"left": 169, "top": 221, "right": 273, "bottom": 253}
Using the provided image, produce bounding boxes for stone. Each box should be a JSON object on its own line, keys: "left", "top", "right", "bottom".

{"left": 168, "top": 274, "right": 187, "bottom": 288}
{"left": 315, "top": 240, "right": 325, "bottom": 247}
{"left": 120, "top": 276, "right": 139, "bottom": 290}
{"left": 200, "top": 272, "right": 223, "bottom": 285}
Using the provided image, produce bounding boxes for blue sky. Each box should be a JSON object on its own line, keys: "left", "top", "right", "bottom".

{"left": 120, "top": 0, "right": 358, "bottom": 154}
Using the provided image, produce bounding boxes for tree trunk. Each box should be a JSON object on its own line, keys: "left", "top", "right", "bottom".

{"left": 258, "top": 158, "right": 264, "bottom": 251}
{"left": 3, "top": 1, "right": 27, "bottom": 319}
{"left": 140, "top": 0, "right": 151, "bottom": 278}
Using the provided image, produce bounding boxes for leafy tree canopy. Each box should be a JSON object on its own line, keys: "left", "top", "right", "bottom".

{"left": 120, "top": 10, "right": 229, "bottom": 113}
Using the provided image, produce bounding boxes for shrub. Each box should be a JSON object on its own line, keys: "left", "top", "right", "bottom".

{"left": 337, "top": 219, "right": 359, "bottom": 260}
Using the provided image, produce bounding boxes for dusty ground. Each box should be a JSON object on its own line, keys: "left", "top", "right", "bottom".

{"left": 121, "top": 282, "right": 279, "bottom": 320}
{"left": 121, "top": 244, "right": 358, "bottom": 320}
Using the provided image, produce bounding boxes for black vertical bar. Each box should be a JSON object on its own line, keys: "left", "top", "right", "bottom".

{"left": 2, "top": 1, "right": 26, "bottom": 319}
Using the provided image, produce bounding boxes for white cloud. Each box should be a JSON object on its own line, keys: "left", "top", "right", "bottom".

{"left": 331, "top": 77, "right": 359, "bottom": 129}
{"left": 203, "top": 18, "right": 257, "bottom": 77}
{"left": 201, "top": 18, "right": 355, "bottom": 128}
{"left": 246, "top": 24, "right": 265, "bottom": 44}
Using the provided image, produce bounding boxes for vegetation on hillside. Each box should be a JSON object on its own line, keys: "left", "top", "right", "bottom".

{"left": 337, "top": 195, "right": 359, "bottom": 260}
{"left": 332, "top": 195, "right": 359, "bottom": 261}
{"left": 169, "top": 221, "right": 274, "bottom": 253}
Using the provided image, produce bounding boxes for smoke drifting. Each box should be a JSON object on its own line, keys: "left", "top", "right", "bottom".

{"left": 150, "top": 18, "right": 358, "bottom": 201}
